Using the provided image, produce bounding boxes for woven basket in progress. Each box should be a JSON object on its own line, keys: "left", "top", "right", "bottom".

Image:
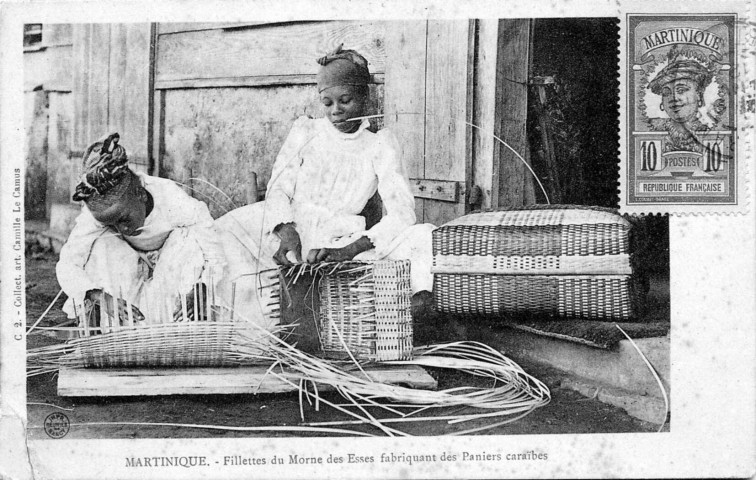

{"left": 57, "top": 269, "right": 281, "bottom": 369}
{"left": 283, "top": 260, "right": 413, "bottom": 362}
{"left": 56, "top": 322, "right": 273, "bottom": 369}
{"left": 432, "top": 205, "right": 641, "bottom": 320}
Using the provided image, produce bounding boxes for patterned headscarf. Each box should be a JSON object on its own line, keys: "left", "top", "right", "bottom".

{"left": 316, "top": 44, "right": 371, "bottom": 93}
{"left": 72, "top": 133, "right": 133, "bottom": 210}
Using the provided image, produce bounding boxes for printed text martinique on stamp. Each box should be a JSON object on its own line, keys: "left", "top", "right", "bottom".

{"left": 626, "top": 14, "right": 737, "bottom": 206}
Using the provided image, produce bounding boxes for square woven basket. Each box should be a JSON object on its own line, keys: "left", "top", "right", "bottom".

{"left": 432, "top": 205, "right": 643, "bottom": 320}
{"left": 282, "top": 260, "right": 414, "bottom": 361}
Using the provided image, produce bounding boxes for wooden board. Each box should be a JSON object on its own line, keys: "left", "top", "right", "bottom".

{"left": 45, "top": 92, "right": 74, "bottom": 214}
{"left": 108, "top": 24, "right": 128, "bottom": 146}
{"left": 155, "top": 73, "right": 385, "bottom": 90}
{"left": 88, "top": 24, "right": 110, "bottom": 147}
{"left": 25, "top": 90, "right": 49, "bottom": 220}
{"left": 494, "top": 19, "right": 536, "bottom": 207}
{"left": 159, "top": 22, "right": 267, "bottom": 35}
{"left": 72, "top": 23, "right": 151, "bottom": 164}
{"left": 57, "top": 364, "right": 437, "bottom": 397}
{"left": 383, "top": 21, "right": 427, "bottom": 222}
{"left": 121, "top": 24, "right": 151, "bottom": 166}
{"left": 107, "top": 24, "right": 151, "bottom": 166}
{"left": 156, "top": 21, "right": 387, "bottom": 83}
{"left": 23, "top": 44, "right": 73, "bottom": 92}
{"left": 422, "top": 20, "right": 474, "bottom": 226}
{"left": 472, "top": 19, "right": 500, "bottom": 210}
{"left": 152, "top": 88, "right": 164, "bottom": 177}
{"left": 409, "top": 178, "right": 460, "bottom": 203}
{"left": 160, "top": 86, "right": 319, "bottom": 216}
{"left": 72, "top": 24, "right": 91, "bottom": 150}
{"left": 43, "top": 24, "right": 73, "bottom": 46}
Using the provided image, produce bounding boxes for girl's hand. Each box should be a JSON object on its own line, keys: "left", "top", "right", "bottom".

{"left": 273, "top": 223, "right": 303, "bottom": 266}
{"left": 306, "top": 236, "right": 374, "bottom": 263}
{"left": 306, "top": 247, "right": 354, "bottom": 263}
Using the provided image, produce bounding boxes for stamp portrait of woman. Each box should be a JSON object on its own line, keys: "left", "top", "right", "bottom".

{"left": 645, "top": 47, "right": 724, "bottom": 154}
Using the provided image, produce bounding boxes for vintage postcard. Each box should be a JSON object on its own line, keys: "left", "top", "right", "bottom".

{"left": 1, "top": 1, "right": 754, "bottom": 479}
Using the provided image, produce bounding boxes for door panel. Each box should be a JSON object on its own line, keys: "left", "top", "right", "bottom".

{"left": 72, "top": 23, "right": 151, "bottom": 168}
{"left": 383, "top": 21, "right": 428, "bottom": 223}
{"left": 385, "top": 20, "right": 474, "bottom": 227}
{"left": 423, "top": 20, "right": 473, "bottom": 226}
{"left": 495, "top": 19, "right": 536, "bottom": 207}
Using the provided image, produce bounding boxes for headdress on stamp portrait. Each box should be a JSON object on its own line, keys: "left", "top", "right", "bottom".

{"left": 72, "top": 132, "right": 133, "bottom": 211}
{"left": 647, "top": 46, "right": 713, "bottom": 95}
{"left": 316, "top": 44, "right": 371, "bottom": 93}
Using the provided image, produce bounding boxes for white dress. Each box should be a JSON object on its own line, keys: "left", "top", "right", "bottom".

{"left": 217, "top": 116, "right": 435, "bottom": 293}
{"left": 56, "top": 172, "right": 278, "bottom": 328}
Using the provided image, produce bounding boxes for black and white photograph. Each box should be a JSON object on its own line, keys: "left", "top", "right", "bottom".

{"left": 1, "top": 1, "right": 754, "bottom": 479}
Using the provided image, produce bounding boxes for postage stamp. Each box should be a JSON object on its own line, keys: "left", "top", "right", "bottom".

{"left": 619, "top": 3, "right": 754, "bottom": 214}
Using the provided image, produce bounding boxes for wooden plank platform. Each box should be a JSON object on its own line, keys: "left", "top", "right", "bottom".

{"left": 57, "top": 364, "right": 437, "bottom": 397}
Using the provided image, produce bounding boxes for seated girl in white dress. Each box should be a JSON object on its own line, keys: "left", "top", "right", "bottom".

{"left": 57, "top": 134, "right": 278, "bottom": 330}
{"left": 219, "top": 46, "right": 435, "bottom": 308}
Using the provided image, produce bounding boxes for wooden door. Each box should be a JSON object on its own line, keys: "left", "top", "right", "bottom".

{"left": 493, "top": 19, "right": 536, "bottom": 207}
{"left": 384, "top": 20, "right": 475, "bottom": 227}
{"left": 72, "top": 24, "right": 152, "bottom": 172}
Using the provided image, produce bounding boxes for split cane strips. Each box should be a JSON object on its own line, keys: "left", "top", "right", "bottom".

{"left": 236, "top": 320, "right": 552, "bottom": 435}
{"left": 225, "top": 314, "right": 551, "bottom": 435}
{"left": 28, "top": 300, "right": 550, "bottom": 435}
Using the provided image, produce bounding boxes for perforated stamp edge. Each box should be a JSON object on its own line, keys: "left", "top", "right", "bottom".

{"left": 618, "top": 0, "right": 754, "bottom": 216}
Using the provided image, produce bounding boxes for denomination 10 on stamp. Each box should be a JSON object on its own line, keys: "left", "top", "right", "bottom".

{"left": 626, "top": 14, "right": 737, "bottom": 206}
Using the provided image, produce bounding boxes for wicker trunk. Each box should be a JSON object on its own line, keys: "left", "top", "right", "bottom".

{"left": 432, "top": 205, "right": 643, "bottom": 320}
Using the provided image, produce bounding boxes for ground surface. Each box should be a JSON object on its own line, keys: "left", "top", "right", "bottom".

{"left": 25, "top": 250, "right": 662, "bottom": 439}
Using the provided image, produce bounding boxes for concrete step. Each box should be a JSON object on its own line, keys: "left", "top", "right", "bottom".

{"left": 462, "top": 322, "right": 669, "bottom": 423}
{"left": 561, "top": 377, "right": 668, "bottom": 426}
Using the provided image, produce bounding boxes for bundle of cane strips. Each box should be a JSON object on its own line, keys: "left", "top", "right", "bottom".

{"left": 225, "top": 311, "right": 551, "bottom": 436}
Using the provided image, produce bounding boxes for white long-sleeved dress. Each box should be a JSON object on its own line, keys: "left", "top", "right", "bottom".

{"left": 217, "top": 116, "right": 435, "bottom": 293}
{"left": 56, "top": 173, "right": 278, "bottom": 328}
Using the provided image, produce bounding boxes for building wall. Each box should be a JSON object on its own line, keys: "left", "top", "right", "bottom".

{"left": 27, "top": 20, "right": 535, "bottom": 228}
{"left": 23, "top": 24, "right": 74, "bottom": 220}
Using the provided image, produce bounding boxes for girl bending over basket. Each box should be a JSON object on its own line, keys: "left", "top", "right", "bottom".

{"left": 220, "top": 45, "right": 436, "bottom": 312}
{"left": 57, "top": 134, "right": 278, "bottom": 331}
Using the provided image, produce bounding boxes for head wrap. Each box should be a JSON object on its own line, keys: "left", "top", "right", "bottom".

{"left": 647, "top": 48, "right": 713, "bottom": 95}
{"left": 72, "top": 133, "right": 133, "bottom": 211}
{"left": 316, "top": 44, "right": 371, "bottom": 93}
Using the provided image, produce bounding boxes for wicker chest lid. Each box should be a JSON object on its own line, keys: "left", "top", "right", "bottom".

{"left": 432, "top": 205, "right": 632, "bottom": 276}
